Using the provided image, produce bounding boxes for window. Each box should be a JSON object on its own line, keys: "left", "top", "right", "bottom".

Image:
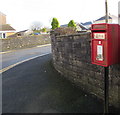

{"left": 3, "top": 33, "right": 6, "bottom": 38}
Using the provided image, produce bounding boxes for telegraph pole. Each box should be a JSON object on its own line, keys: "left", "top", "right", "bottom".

{"left": 105, "top": 0, "right": 109, "bottom": 23}
{"left": 104, "top": 0, "right": 109, "bottom": 114}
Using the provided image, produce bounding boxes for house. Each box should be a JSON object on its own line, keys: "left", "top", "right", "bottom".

{"left": 8, "top": 29, "right": 28, "bottom": 38}
{"left": 7, "top": 29, "right": 34, "bottom": 37}
{"left": 60, "top": 24, "right": 68, "bottom": 27}
{"left": 94, "top": 15, "right": 118, "bottom": 24}
{"left": 0, "top": 12, "right": 16, "bottom": 38}
{"left": 76, "top": 22, "right": 88, "bottom": 31}
{"left": 16, "top": 30, "right": 29, "bottom": 36}
{"left": 60, "top": 22, "right": 88, "bottom": 31}
{"left": 0, "top": 24, "right": 16, "bottom": 38}
{"left": 81, "top": 21, "right": 93, "bottom": 29}
{"left": 0, "top": 11, "right": 6, "bottom": 25}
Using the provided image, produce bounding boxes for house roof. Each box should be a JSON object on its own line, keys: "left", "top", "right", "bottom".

{"left": 61, "top": 23, "right": 88, "bottom": 30}
{"left": 0, "top": 24, "right": 16, "bottom": 31}
{"left": 95, "top": 15, "right": 112, "bottom": 21}
{"left": 17, "top": 29, "right": 28, "bottom": 33}
{"left": 60, "top": 24, "right": 68, "bottom": 27}
{"left": 76, "top": 23, "right": 88, "bottom": 30}
{"left": 81, "top": 21, "right": 92, "bottom": 26}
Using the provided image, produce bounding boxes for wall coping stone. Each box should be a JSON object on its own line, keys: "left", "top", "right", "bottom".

{"left": 55, "top": 32, "right": 91, "bottom": 38}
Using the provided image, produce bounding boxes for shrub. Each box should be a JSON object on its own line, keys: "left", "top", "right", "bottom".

{"left": 51, "top": 18, "right": 60, "bottom": 30}
{"left": 41, "top": 28, "right": 47, "bottom": 32}
{"left": 68, "top": 20, "right": 76, "bottom": 28}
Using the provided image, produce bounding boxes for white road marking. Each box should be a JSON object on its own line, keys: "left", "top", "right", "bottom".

{"left": 0, "top": 53, "right": 50, "bottom": 74}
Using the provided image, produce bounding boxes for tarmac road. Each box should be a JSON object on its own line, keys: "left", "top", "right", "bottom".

{"left": 2, "top": 54, "right": 104, "bottom": 113}
{"left": 1, "top": 44, "right": 51, "bottom": 69}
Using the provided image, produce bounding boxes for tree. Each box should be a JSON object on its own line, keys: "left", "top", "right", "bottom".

{"left": 51, "top": 18, "right": 60, "bottom": 30}
{"left": 68, "top": 20, "right": 76, "bottom": 28}
{"left": 41, "top": 27, "right": 47, "bottom": 32}
{"left": 30, "top": 21, "right": 43, "bottom": 31}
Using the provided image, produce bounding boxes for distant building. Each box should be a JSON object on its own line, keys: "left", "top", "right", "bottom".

{"left": 8, "top": 29, "right": 34, "bottom": 38}
{"left": 94, "top": 15, "right": 118, "bottom": 24}
{"left": 61, "top": 23, "right": 88, "bottom": 31}
{"left": 60, "top": 24, "right": 68, "bottom": 27}
{"left": 16, "top": 30, "right": 28, "bottom": 36}
{"left": 0, "top": 11, "right": 16, "bottom": 38}
{"left": 0, "top": 12, "right": 6, "bottom": 25}
{"left": 81, "top": 21, "right": 92, "bottom": 29}
{"left": 76, "top": 23, "right": 87, "bottom": 31}
{"left": 0, "top": 24, "right": 16, "bottom": 38}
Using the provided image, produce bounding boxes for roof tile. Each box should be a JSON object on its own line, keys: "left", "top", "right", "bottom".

{"left": 0, "top": 24, "right": 16, "bottom": 31}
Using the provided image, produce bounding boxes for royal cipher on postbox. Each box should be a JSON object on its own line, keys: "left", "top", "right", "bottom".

{"left": 91, "top": 23, "right": 120, "bottom": 67}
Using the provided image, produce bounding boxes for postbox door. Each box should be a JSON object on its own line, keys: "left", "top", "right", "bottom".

{"left": 92, "top": 39, "right": 108, "bottom": 66}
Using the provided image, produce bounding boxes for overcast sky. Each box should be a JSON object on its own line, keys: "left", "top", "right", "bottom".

{"left": 0, "top": 0, "right": 119, "bottom": 31}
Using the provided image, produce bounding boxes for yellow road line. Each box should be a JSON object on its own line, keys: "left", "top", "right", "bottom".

{"left": 37, "top": 44, "right": 51, "bottom": 47}
{"left": 0, "top": 50, "right": 16, "bottom": 54}
{"left": 0, "top": 53, "right": 50, "bottom": 74}
{"left": 0, "top": 64, "right": 16, "bottom": 73}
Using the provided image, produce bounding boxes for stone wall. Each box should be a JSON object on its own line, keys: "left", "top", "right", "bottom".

{"left": 0, "top": 34, "right": 50, "bottom": 52}
{"left": 51, "top": 31, "right": 120, "bottom": 108}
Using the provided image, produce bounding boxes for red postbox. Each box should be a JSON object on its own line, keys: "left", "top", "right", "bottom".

{"left": 91, "top": 23, "right": 120, "bottom": 67}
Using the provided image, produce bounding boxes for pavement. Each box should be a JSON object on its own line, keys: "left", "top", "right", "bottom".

{"left": 2, "top": 54, "right": 104, "bottom": 113}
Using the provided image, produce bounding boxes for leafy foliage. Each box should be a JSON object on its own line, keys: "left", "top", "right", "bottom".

{"left": 51, "top": 18, "right": 60, "bottom": 30}
{"left": 68, "top": 20, "right": 76, "bottom": 28}
{"left": 41, "top": 28, "right": 47, "bottom": 32}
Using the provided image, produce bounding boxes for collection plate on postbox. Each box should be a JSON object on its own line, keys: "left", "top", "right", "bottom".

{"left": 93, "top": 33, "right": 106, "bottom": 39}
{"left": 91, "top": 23, "right": 119, "bottom": 67}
